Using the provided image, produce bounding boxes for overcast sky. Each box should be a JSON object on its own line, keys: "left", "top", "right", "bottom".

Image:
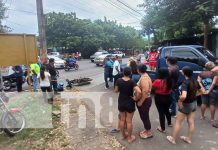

{"left": 2, "top": 0, "right": 144, "bottom": 34}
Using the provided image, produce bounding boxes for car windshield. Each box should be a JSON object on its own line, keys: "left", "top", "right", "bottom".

{"left": 94, "top": 52, "right": 103, "bottom": 55}
{"left": 196, "top": 47, "right": 217, "bottom": 61}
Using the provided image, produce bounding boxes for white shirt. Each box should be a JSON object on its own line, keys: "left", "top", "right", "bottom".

{"left": 37, "top": 72, "right": 51, "bottom": 87}
{"left": 112, "top": 60, "right": 120, "bottom": 76}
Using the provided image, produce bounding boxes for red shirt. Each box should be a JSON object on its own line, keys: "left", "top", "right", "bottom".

{"left": 152, "top": 79, "right": 171, "bottom": 95}
{"left": 148, "top": 52, "right": 158, "bottom": 62}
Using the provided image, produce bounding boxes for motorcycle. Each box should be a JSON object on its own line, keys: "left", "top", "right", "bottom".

{"left": 64, "top": 62, "right": 79, "bottom": 72}
{"left": 66, "top": 77, "right": 92, "bottom": 88}
{"left": 3, "top": 74, "right": 26, "bottom": 91}
{"left": 0, "top": 90, "right": 26, "bottom": 136}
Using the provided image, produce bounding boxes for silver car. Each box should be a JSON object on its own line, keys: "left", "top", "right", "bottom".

{"left": 90, "top": 51, "right": 108, "bottom": 62}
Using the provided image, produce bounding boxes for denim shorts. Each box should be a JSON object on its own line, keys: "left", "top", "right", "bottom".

{"left": 178, "top": 101, "right": 197, "bottom": 114}
{"left": 201, "top": 92, "right": 217, "bottom": 106}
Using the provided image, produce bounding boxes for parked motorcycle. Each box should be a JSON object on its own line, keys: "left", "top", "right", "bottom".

{"left": 0, "top": 90, "right": 26, "bottom": 136}
{"left": 64, "top": 62, "right": 79, "bottom": 72}
{"left": 3, "top": 74, "right": 26, "bottom": 91}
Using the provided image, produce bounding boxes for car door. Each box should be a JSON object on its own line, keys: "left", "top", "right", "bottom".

{"left": 171, "top": 47, "right": 203, "bottom": 83}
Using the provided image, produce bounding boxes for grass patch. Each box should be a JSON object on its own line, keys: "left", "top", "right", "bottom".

{"left": 0, "top": 94, "right": 71, "bottom": 150}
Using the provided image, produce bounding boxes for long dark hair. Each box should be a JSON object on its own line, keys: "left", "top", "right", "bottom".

{"left": 40, "top": 66, "right": 45, "bottom": 80}
{"left": 157, "top": 67, "right": 172, "bottom": 90}
{"left": 130, "top": 60, "right": 138, "bottom": 74}
{"left": 182, "top": 66, "right": 197, "bottom": 98}
{"left": 123, "top": 67, "right": 132, "bottom": 77}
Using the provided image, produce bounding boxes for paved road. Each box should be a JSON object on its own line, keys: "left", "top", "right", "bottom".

{"left": 6, "top": 59, "right": 218, "bottom": 150}
{"left": 57, "top": 60, "right": 218, "bottom": 150}
{"left": 74, "top": 83, "right": 218, "bottom": 150}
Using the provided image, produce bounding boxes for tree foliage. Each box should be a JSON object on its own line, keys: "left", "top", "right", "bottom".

{"left": 0, "top": 0, "right": 9, "bottom": 33}
{"left": 141, "top": 0, "right": 218, "bottom": 47}
{"left": 45, "top": 12, "right": 147, "bottom": 58}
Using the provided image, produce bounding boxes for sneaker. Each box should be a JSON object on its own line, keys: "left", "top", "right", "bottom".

{"left": 171, "top": 115, "right": 177, "bottom": 118}
{"left": 105, "top": 86, "right": 109, "bottom": 89}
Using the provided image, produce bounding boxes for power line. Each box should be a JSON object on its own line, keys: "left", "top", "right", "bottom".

{"left": 109, "top": 0, "right": 142, "bottom": 18}
{"left": 103, "top": 0, "right": 141, "bottom": 21}
{"left": 7, "top": 20, "right": 36, "bottom": 30}
{"left": 91, "top": 0, "right": 132, "bottom": 20}
{"left": 8, "top": 8, "right": 37, "bottom": 15}
{"left": 116, "top": 0, "right": 143, "bottom": 16}
{"left": 49, "top": 1, "right": 94, "bottom": 15}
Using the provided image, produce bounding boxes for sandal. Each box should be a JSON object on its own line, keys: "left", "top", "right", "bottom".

{"left": 139, "top": 130, "right": 146, "bottom": 135}
{"left": 168, "top": 124, "right": 173, "bottom": 127}
{"left": 157, "top": 127, "right": 165, "bottom": 133}
{"left": 140, "top": 132, "right": 153, "bottom": 139}
{"left": 166, "top": 136, "right": 176, "bottom": 144}
{"left": 122, "top": 131, "right": 128, "bottom": 139}
{"left": 110, "top": 128, "right": 120, "bottom": 133}
{"left": 210, "top": 119, "right": 216, "bottom": 124}
{"left": 128, "top": 135, "right": 136, "bottom": 143}
{"left": 180, "top": 136, "right": 191, "bottom": 144}
{"left": 200, "top": 116, "right": 206, "bottom": 120}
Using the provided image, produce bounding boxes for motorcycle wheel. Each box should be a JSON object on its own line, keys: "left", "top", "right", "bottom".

{"left": 64, "top": 66, "right": 70, "bottom": 72}
{"left": 3, "top": 80, "right": 11, "bottom": 91}
{"left": 2, "top": 111, "right": 26, "bottom": 137}
{"left": 75, "top": 64, "right": 79, "bottom": 70}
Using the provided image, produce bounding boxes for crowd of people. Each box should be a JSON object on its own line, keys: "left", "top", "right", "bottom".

{"left": 13, "top": 58, "right": 59, "bottom": 104}
{"left": 106, "top": 55, "right": 218, "bottom": 144}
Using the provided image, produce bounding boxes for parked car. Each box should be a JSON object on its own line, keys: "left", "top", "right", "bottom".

{"left": 47, "top": 55, "right": 65, "bottom": 69}
{"left": 90, "top": 50, "right": 108, "bottom": 62}
{"left": 111, "top": 51, "right": 125, "bottom": 58}
{"left": 94, "top": 54, "right": 114, "bottom": 66}
{"left": 48, "top": 52, "right": 64, "bottom": 59}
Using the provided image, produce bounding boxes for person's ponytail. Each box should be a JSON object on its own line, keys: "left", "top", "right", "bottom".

{"left": 40, "top": 66, "right": 45, "bottom": 80}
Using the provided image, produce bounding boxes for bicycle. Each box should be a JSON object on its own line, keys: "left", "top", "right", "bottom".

{"left": 0, "top": 89, "right": 26, "bottom": 137}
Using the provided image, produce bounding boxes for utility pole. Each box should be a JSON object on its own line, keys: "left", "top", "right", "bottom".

{"left": 36, "top": 0, "right": 47, "bottom": 64}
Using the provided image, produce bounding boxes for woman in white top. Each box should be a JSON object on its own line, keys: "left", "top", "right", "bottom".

{"left": 37, "top": 66, "right": 52, "bottom": 103}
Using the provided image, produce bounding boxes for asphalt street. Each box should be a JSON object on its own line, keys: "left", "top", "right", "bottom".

{"left": 60, "top": 59, "right": 218, "bottom": 150}
{"left": 5, "top": 59, "right": 218, "bottom": 150}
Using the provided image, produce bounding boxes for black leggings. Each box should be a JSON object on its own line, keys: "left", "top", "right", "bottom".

{"left": 41, "top": 86, "right": 52, "bottom": 102}
{"left": 137, "top": 97, "right": 152, "bottom": 130}
{"left": 155, "top": 94, "right": 171, "bottom": 130}
{"left": 16, "top": 77, "right": 23, "bottom": 92}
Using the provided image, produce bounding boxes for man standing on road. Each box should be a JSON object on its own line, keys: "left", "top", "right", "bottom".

{"left": 104, "top": 57, "right": 113, "bottom": 89}
{"left": 47, "top": 58, "right": 58, "bottom": 94}
{"left": 166, "top": 57, "right": 180, "bottom": 117}
{"left": 13, "top": 65, "right": 23, "bottom": 92}
{"left": 113, "top": 56, "right": 121, "bottom": 88}
{"left": 30, "top": 63, "right": 40, "bottom": 92}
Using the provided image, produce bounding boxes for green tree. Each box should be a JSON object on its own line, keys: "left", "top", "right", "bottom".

{"left": 45, "top": 12, "right": 147, "bottom": 58}
{"left": 0, "top": 0, "right": 9, "bottom": 32}
{"left": 141, "top": 0, "right": 218, "bottom": 48}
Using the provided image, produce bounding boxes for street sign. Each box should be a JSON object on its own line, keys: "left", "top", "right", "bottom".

{"left": 0, "top": 33, "right": 38, "bottom": 66}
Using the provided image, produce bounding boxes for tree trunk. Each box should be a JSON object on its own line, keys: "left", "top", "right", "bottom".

{"left": 203, "top": 19, "right": 209, "bottom": 49}
{"left": 147, "top": 34, "right": 151, "bottom": 46}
